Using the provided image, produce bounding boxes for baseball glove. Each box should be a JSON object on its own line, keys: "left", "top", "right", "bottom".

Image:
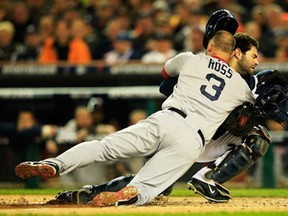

{"left": 223, "top": 102, "right": 261, "bottom": 137}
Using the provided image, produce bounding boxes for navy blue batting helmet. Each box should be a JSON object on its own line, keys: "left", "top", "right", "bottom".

{"left": 203, "top": 9, "right": 239, "bottom": 49}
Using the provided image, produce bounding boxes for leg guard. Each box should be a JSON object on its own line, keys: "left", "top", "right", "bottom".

{"left": 213, "top": 126, "right": 270, "bottom": 183}
{"left": 213, "top": 145, "right": 254, "bottom": 183}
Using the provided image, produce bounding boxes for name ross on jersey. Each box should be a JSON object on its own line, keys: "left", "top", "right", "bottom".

{"left": 208, "top": 58, "right": 232, "bottom": 79}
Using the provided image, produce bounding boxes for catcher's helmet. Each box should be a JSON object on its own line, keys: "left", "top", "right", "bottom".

{"left": 255, "top": 70, "right": 288, "bottom": 127}
{"left": 203, "top": 9, "right": 239, "bottom": 49}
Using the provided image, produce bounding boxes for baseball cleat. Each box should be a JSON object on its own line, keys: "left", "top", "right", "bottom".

{"left": 187, "top": 167, "right": 231, "bottom": 203}
{"left": 15, "top": 161, "right": 59, "bottom": 179}
{"left": 91, "top": 186, "right": 138, "bottom": 207}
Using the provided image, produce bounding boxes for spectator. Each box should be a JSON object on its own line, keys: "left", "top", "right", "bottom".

{"left": 62, "top": 5, "right": 82, "bottom": 24}
{"left": 170, "top": 2, "right": 191, "bottom": 35}
{"left": 104, "top": 31, "right": 141, "bottom": 65}
{"left": 39, "top": 18, "right": 92, "bottom": 64}
{"left": 0, "top": 108, "right": 55, "bottom": 186}
{"left": 38, "top": 15, "right": 55, "bottom": 42}
{"left": 132, "top": 12, "right": 155, "bottom": 57}
{"left": 26, "top": 0, "right": 51, "bottom": 26}
{"left": 89, "top": 0, "right": 115, "bottom": 35}
{"left": 274, "top": 30, "right": 288, "bottom": 61}
{"left": 11, "top": 24, "right": 41, "bottom": 61}
{"left": 56, "top": 106, "right": 95, "bottom": 145}
{"left": 154, "top": 15, "right": 174, "bottom": 37}
{"left": 95, "top": 18, "right": 125, "bottom": 59}
{"left": 0, "top": 2, "right": 9, "bottom": 22}
{"left": 124, "top": 0, "right": 145, "bottom": 26}
{"left": 244, "top": 21, "right": 266, "bottom": 60}
{"left": 141, "top": 33, "right": 177, "bottom": 63}
{"left": 173, "top": 8, "right": 204, "bottom": 51}
{"left": 0, "top": 21, "right": 16, "bottom": 61}
{"left": 50, "top": 0, "right": 77, "bottom": 21}
{"left": 68, "top": 18, "right": 92, "bottom": 64}
{"left": 83, "top": 15, "right": 99, "bottom": 60}
{"left": 152, "top": 0, "right": 170, "bottom": 25}
{"left": 39, "top": 19, "right": 71, "bottom": 63}
{"left": 265, "top": 3, "right": 285, "bottom": 36}
{"left": 250, "top": 5, "right": 277, "bottom": 57}
{"left": 9, "top": 2, "right": 33, "bottom": 46}
{"left": 115, "top": 7, "right": 132, "bottom": 31}
{"left": 181, "top": 25, "right": 205, "bottom": 53}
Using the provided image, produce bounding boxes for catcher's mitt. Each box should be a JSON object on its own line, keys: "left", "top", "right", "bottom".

{"left": 224, "top": 102, "right": 261, "bottom": 137}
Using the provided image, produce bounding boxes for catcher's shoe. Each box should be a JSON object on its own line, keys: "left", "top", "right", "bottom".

{"left": 91, "top": 186, "right": 138, "bottom": 207}
{"left": 187, "top": 167, "right": 231, "bottom": 203}
{"left": 15, "top": 161, "right": 59, "bottom": 179}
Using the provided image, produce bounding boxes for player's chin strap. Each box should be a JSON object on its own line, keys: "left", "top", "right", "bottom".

{"left": 211, "top": 125, "right": 271, "bottom": 183}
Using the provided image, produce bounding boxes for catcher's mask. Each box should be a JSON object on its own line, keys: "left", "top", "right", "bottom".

{"left": 255, "top": 72, "right": 288, "bottom": 127}
{"left": 203, "top": 9, "right": 239, "bottom": 49}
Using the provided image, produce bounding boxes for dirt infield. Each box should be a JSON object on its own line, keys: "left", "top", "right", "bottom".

{"left": 0, "top": 195, "right": 287, "bottom": 215}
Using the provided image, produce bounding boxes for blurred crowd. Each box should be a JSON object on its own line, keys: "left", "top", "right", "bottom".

{"left": 0, "top": 0, "right": 288, "bottom": 64}
{"left": 0, "top": 97, "right": 148, "bottom": 187}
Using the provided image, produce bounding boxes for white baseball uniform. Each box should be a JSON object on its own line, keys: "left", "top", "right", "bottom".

{"left": 49, "top": 51, "right": 254, "bottom": 205}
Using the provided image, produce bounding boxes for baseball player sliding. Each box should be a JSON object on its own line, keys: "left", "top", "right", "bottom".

{"left": 51, "top": 32, "right": 288, "bottom": 206}
{"left": 15, "top": 9, "right": 253, "bottom": 206}
{"left": 15, "top": 9, "right": 287, "bottom": 206}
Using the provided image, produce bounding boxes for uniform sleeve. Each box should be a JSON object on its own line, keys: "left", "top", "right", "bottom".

{"left": 162, "top": 51, "right": 192, "bottom": 78}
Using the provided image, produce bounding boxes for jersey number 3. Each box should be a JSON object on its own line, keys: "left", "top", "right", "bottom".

{"left": 200, "top": 73, "right": 226, "bottom": 101}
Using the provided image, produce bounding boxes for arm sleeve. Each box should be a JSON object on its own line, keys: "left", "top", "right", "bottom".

{"left": 162, "top": 51, "right": 192, "bottom": 78}
{"left": 159, "top": 77, "right": 178, "bottom": 97}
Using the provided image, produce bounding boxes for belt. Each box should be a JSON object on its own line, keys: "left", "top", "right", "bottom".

{"left": 168, "top": 107, "right": 205, "bottom": 146}
{"left": 168, "top": 107, "right": 187, "bottom": 118}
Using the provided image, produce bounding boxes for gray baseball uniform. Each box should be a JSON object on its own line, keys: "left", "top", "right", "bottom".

{"left": 196, "top": 74, "right": 259, "bottom": 163}
{"left": 50, "top": 51, "right": 254, "bottom": 205}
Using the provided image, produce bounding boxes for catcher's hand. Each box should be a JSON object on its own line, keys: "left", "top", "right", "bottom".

{"left": 224, "top": 102, "right": 261, "bottom": 137}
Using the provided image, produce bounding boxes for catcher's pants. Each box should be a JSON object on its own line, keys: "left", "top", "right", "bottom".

{"left": 196, "top": 132, "right": 242, "bottom": 162}
{"left": 52, "top": 109, "right": 204, "bottom": 205}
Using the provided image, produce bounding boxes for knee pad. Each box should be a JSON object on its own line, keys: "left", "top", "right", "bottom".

{"left": 242, "top": 126, "right": 270, "bottom": 160}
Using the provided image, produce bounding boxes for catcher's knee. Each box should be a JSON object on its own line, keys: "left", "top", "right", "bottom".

{"left": 242, "top": 125, "right": 270, "bottom": 159}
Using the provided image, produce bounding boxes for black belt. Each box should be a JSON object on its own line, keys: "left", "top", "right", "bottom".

{"left": 168, "top": 107, "right": 187, "bottom": 118}
{"left": 168, "top": 107, "right": 205, "bottom": 146}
